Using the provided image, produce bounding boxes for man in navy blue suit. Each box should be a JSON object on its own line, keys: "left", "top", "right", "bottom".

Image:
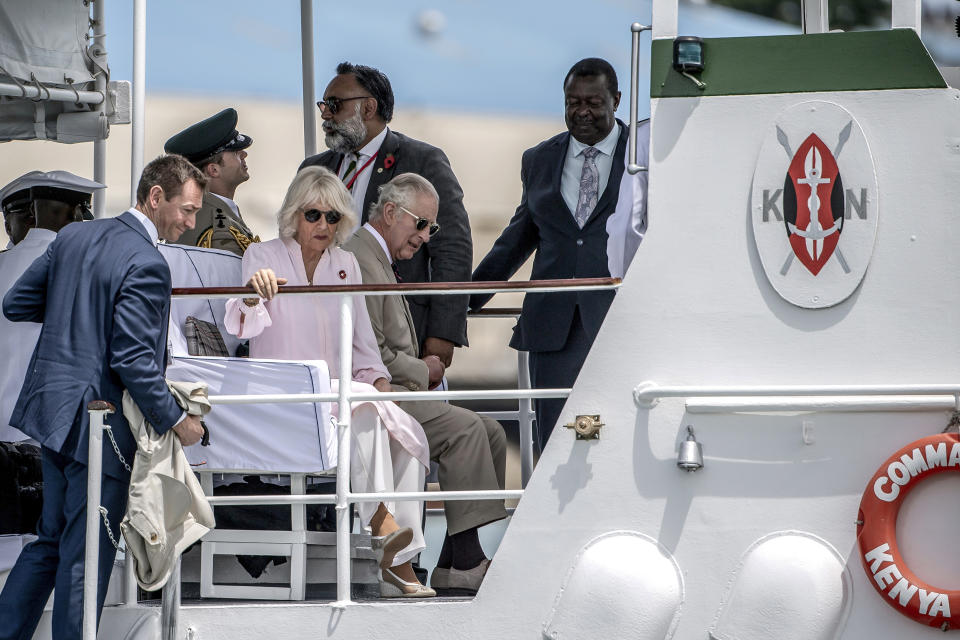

{"left": 0, "top": 154, "right": 207, "bottom": 639}
{"left": 470, "top": 58, "right": 648, "bottom": 453}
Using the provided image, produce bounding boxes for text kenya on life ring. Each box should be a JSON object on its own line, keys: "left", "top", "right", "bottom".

{"left": 856, "top": 433, "right": 960, "bottom": 630}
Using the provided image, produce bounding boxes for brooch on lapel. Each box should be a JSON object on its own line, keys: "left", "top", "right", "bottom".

{"left": 383, "top": 153, "right": 396, "bottom": 169}
{"left": 338, "top": 270, "right": 347, "bottom": 280}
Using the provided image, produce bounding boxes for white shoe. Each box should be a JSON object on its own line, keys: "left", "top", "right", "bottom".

{"left": 371, "top": 527, "right": 414, "bottom": 569}
{"left": 379, "top": 567, "right": 437, "bottom": 599}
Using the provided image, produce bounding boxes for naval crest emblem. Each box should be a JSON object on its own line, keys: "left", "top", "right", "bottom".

{"left": 751, "top": 101, "right": 878, "bottom": 308}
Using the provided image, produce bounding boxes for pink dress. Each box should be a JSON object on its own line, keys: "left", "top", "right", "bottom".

{"left": 224, "top": 237, "right": 429, "bottom": 468}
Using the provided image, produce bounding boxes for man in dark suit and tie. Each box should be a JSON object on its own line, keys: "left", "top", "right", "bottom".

{"left": 470, "top": 58, "right": 649, "bottom": 453}
{"left": 0, "top": 155, "right": 207, "bottom": 639}
{"left": 300, "top": 62, "right": 472, "bottom": 370}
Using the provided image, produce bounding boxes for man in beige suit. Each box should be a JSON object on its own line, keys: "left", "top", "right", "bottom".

{"left": 344, "top": 173, "right": 506, "bottom": 595}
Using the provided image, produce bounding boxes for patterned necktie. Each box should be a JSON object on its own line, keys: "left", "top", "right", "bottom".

{"left": 574, "top": 147, "right": 600, "bottom": 228}
{"left": 341, "top": 156, "right": 358, "bottom": 187}
{"left": 391, "top": 263, "right": 403, "bottom": 283}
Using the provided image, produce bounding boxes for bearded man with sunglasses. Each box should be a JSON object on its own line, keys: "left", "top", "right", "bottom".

{"left": 299, "top": 62, "right": 472, "bottom": 371}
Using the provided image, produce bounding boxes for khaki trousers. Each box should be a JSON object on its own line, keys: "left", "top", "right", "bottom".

{"left": 399, "top": 400, "right": 507, "bottom": 534}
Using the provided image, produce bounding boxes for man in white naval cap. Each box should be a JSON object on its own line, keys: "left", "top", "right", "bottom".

{"left": 2, "top": 171, "right": 96, "bottom": 249}
{"left": 0, "top": 171, "right": 104, "bottom": 538}
{"left": 164, "top": 107, "right": 259, "bottom": 255}
{"left": 0, "top": 170, "right": 105, "bottom": 443}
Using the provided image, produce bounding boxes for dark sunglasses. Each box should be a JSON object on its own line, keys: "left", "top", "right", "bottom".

{"left": 316, "top": 96, "right": 370, "bottom": 115}
{"left": 399, "top": 206, "right": 440, "bottom": 237}
{"left": 303, "top": 209, "right": 343, "bottom": 224}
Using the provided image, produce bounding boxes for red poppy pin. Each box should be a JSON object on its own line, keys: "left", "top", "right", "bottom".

{"left": 338, "top": 270, "right": 347, "bottom": 280}
{"left": 383, "top": 153, "right": 396, "bottom": 169}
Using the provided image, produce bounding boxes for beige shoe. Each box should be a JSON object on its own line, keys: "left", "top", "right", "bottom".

{"left": 430, "top": 566, "right": 451, "bottom": 589}
{"left": 379, "top": 567, "right": 437, "bottom": 598}
{"left": 431, "top": 558, "right": 490, "bottom": 594}
{"left": 371, "top": 527, "right": 414, "bottom": 569}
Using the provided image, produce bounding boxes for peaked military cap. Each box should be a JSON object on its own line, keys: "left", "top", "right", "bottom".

{"left": 0, "top": 170, "right": 105, "bottom": 220}
{"left": 164, "top": 108, "right": 253, "bottom": 165}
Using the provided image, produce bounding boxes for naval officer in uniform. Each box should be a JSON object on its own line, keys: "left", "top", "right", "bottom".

{"left": 165, "top": 108, "right": 260, "bottom": 255}
{"left": 0, "top": 171, "right": 105, "bottom": 444}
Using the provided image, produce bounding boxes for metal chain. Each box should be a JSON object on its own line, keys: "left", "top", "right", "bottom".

{"left": 98, "top": 506, "right": 122, "bottom": 551}
{"left": 104, "top": 426, "right": 131, "bottom": 472}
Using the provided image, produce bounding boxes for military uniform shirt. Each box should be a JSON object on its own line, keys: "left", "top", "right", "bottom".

{"left": 175, "top": 191, "right": 259, "bottom": 256}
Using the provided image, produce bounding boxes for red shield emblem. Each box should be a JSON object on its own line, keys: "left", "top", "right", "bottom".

{"left": 783, "top": 134, "right": 845, "bottom": 275}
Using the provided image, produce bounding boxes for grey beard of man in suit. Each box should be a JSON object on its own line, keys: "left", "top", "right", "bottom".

{"left": 323, "top": 99, "right": 368, "bottom": 154}
{"left": 301, "top": 62, "right": 473, "bottom": 372}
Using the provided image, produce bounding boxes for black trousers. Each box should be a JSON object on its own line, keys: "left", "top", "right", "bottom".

{"left": 528, "top": 307, "right": 595, "bottom": 454}
{"left": 0, "top": 446, "right": 128, "bottom": 640}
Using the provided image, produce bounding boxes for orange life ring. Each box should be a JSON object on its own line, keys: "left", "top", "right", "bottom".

{"left": 856, "top": 433, "right": 960, "bottom": 630}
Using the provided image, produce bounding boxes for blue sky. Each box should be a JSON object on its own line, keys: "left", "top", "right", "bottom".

{"left": 103, "top": 1, "right": 795, "bottom": 118}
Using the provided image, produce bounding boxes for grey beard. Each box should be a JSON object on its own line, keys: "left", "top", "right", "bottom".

{"left": 324, "top": 114, "right": 367, "bottom": 154}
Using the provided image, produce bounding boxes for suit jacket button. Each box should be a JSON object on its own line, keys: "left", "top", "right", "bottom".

{"left": 576, "top": 239, "right": 584, "bottom": 246}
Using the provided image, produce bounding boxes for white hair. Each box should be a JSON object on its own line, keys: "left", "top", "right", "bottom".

{"left": 368, "top": 173, "right": 439, "bottom": 222}
{"left": 278, "top": 166, "right": 358, "bottom": 245}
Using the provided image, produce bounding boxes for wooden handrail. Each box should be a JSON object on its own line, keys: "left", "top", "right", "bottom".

{"left": 171, "top": 277, "right": 621, "bottom": 297}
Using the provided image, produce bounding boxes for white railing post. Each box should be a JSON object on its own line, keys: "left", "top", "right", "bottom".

{"left": 123, "top": 543, "right": 137, "bottom": 606}
{"left": 91, "top": 0, "right": 108, "bottom": 218}
{"left": 130, "top": 0, "right": 147, "bottom": 206}
{"left": 891, "top": 0, "right": 921, "bottom": 34}
{"left": 628, "top": 23, "right": 651, "bottom": 176}
{"left": 517, "top": 351, "right": 535, "bottom": 487}
{"left": 83, "top": 404, "right": 113, "bottom": 640}
{"left": 160, "top": 557, "right": 180, "bottom": 639}
{"left": 801, "top": 0, "right": 829, "bottom": 33}
{"left": 299, "top": 0, "right": 317, "bottom": 158}
{"left": 335, "top": 293, "right": 354, "bottom": 604}
{"left": 651, "top": 0, "right": 678, "bottom": 40}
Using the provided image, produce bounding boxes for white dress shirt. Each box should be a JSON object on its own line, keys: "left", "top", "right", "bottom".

{"left": 560, "top": 123, "right": 621, "bottom": 218}
{"left": 362, "top": 222, "right": 392, "bottom": 263}
{"left": 0, "top": 227, "right": 56, "bottom": 442}
{"left": 340, "top": 127, "right": 389, "bottom": 221}
{"left": 128, "top": 207, "right": 160, "bottom": 245}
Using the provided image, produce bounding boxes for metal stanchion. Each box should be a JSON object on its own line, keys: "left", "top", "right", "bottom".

{"left": 334, "top": 294, "right": 354, "bottom": 604}
{"left": 83, "top": 402, "right": 115, "bottom": 640}
{"left": 161, "top": 557, "right": 181, "bottom": 640}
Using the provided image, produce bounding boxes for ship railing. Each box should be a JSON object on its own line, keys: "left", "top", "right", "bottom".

{"left": 81, "top": 277, "right": 621, "bottom": 638}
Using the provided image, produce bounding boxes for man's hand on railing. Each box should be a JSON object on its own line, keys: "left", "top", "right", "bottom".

{"left": 423, "top": 355, "right": 445, "bottom": 389}
{"left": 173, "top": 414, "right": 205, "bottom": 447}
{"left": 422, "top": 337, "right": 455, "bottom": 368}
